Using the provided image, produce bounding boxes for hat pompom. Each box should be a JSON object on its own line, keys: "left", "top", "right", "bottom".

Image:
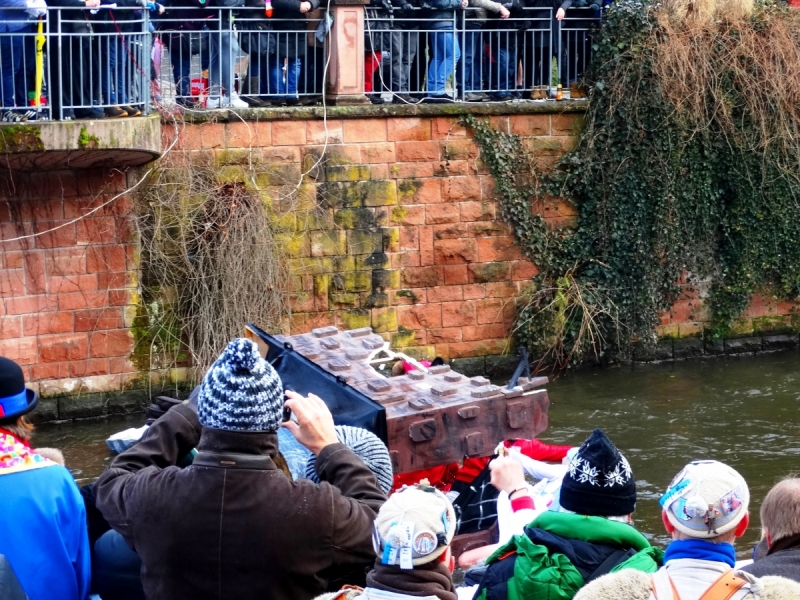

{"left": 224, "top": 339, "right": 260, "bottom": 374}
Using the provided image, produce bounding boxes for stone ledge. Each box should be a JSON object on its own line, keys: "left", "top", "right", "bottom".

{"left": 178, "top": 100, "right": 589, "bottom": 123}
{"left": 0, "top": 115, "right": 161, "bottom": 170}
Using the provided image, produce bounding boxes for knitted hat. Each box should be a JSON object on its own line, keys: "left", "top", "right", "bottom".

{"left": 197, "top": 338, "right": 284, "bottom": 432}
{"left": 372, "top": 484, "right": 457, "bottom": 568}
{"left": 559, "top": 428, "right": 636, "bottom": 517}
{"left": 660, "top": 460, "right": 750, "bottom": 539}
{"left": 304, "top": 425, "right": 393, "bottom": 493}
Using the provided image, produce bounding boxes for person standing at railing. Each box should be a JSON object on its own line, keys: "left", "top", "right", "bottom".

{"left": 153, "top": 0, "right": 208, "bottom": 107}
{"left": 300, "top": 5, "right": 325, "bottom": 102}
{"left": 482, "top": 0, "right": 528, "bottom": 100}
{"left": 238, "top": 2, "right": 274, "bottom": 106}
{"left": 45, "top": 0, "right": 107, "bottom": 119}
{"left": 267, "top": 0, "right": 320, "bottom": 106}
{"left": 364, "top": 0, "right": 391, "bottom": 103}
{"left": 0, "top": 1, "right": 37, "bottom": 120}
{"left": 459, "top": 0, "right": 508, "bottom": 102}
{"left": 388, "top": 0, "right": 415, "bottom": 103}
{"left": 205, "top": 0, "right": 248, "bottom": 108}
{"left": 421, "top": 0, "right": 466, "bottom": 102}
{"left": 520, "top": 0, "right": 570, "bottom": 98}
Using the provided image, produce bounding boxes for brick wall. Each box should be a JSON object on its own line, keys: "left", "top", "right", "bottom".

{"left": 0, "top": 169, "right": 144, "bottom": 418}
{"left": 170, "top": 111, "right": 583, "bottom": 374}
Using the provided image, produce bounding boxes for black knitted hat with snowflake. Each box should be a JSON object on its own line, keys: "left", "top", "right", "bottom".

{"left": 559, "top": 428, "right": 636, "bottom": 517}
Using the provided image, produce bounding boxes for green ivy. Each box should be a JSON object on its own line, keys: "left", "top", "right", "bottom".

{"left": 465, "top": 0, "right": 800, "bottom": 369}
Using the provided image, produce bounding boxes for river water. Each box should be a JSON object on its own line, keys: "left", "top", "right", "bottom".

{"left": 33, "top": 350, "right": 800, "bottom": 556}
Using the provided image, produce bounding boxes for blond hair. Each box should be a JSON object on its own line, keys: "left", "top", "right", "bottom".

{"left": 0, "top": 416, "right": 34, "bottom": 442}
{"left": 761, "top": 478, "right": 800, "bottom": 544}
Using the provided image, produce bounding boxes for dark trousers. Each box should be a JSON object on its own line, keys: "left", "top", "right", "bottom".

{"left": 391, "top": 30, "right": 418, "bottom": 93}
{"left": 93, "top": 529, "right": 144, "bottom": 600}
{"left": 47, "top": 24, "right": 97, "bottom": 116}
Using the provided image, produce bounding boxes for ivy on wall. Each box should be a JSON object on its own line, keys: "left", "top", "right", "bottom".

{"left": 466, "top": 0, "right": 800, "bottom": 370}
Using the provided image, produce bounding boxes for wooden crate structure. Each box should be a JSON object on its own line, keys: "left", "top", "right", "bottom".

{"left": 247, "top": 325, "right": 550, "bottom": 475}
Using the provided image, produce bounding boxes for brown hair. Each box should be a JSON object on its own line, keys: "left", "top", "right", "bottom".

{"left": 0, "top": 416, "right": 34, "bottom": 442}
{"left": 760, "top": 478, "right": 800, "bottom": 544}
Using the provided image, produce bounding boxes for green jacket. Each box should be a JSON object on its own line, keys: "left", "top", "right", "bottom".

{"left": 473, "top": 512, "right": 664, "bottom": 600}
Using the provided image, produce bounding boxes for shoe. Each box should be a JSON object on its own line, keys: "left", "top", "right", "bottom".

{"left": 530, "top": 86, "right": 548, "bottom": 100}
{"left": 421, "top": 95, "right": 454, "bottom": 104}
{"left": 569, "top": 82, "right": 587, "bottom": 99}
{"left": 61, "top": 109, "right": 75, "bottom": 121}
{"left": 206, "top": 96, "right": 221, "bottom": 108}
{"left": 284, "top": 97, "right": 301, "bottom": 107}
{"left": 464, "top": 92, "right": 486, "bottom": 102}
{"left": 240, "top": 76, "right": 271, "bottom": 107}
{"left": 1, "top": 110, "right": 28, "bottom": 123}
{"left": 105, "top": 106, "right": 128, "bottom": 118}
{"left": 122, "top": 105, "right": 142, "bottom": 117}
{"left": 74, "top": 108, "right": 105, "bottom": 119}
{"left": 298, "top": 95, "right": 321, "bottom": 106}
{"left": 228, "top": 92, "right": 249, "bottom": 109}
{"left": 488, "top": 93, "right": 512, "bottom": 101}
{"left": 392, "top": 93, "right": 415, "bottom": 104}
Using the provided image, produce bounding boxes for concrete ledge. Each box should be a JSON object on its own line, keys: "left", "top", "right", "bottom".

{"left": 0, "top": 115, "right": 161, "bottom": 170}
{"left": 178, "top": 99, "right": 589, "bottom": 123}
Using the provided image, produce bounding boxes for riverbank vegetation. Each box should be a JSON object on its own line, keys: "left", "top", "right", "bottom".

{"left": 467, "top": 0, "right": 800, "bottom": 371}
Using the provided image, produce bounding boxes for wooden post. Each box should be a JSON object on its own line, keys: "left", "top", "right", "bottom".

{"left": 326, "top": 0, "right": 370, "bottom": 104}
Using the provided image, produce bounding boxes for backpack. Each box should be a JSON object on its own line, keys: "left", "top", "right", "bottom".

{"left": 651, "top": 569, "right": 749, "bottom": 600}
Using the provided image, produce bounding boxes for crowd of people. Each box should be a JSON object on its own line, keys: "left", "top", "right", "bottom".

{"left": 0, "top": 0, "right": 595, "bottom": 121}
{"left": 3, "top": 339, "right": 800, "bottom": 600}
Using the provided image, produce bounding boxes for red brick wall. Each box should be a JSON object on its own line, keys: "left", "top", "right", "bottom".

{"left": 169, "top": 112, "right": 581, "bottom": 369}
{"left": 0, "top": 170, "right": 138, "bottom": 403}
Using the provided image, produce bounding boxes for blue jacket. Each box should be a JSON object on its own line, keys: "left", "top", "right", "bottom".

{"left": 0, "top": 464, "right": 91, "bottom": 600}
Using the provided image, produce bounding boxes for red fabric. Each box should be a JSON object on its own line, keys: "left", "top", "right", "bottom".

{"left": 392, "top": 463, "right": 460, "bottom": 492}
{"left": 402, "top": 360, "right": 432, "bottom": 374}
{"left": 510, "top": 496, "right": 535, "bottom": 512}
{"left": 365, "top": 52, "right": 382, "bottom": 93}
{"left": 504, "top": 438, "right": 572, "bottom": 462}
{"left": 454, "top": 457, "right": 491, "bottom": 483}
{"left": 790, "top": 0, "right": 800, "bottom": 7}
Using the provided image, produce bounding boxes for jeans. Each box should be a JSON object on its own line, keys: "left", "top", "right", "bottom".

{"left": 268, "top": 55, "right": 301, "bottom": 97}
{"left": 209, "top": 13, "right": 235, "bottom": 97}
{"left": 390, "top": 30, "right": 417, "bottom": 92}
{"left": 0, "top": 34, "right": 23, "bottom": 108}
{"left": 102, "top": 35, "right": 130, "bottom": 105}
{"left": 489, "top": 30, "right": 516, "bottom": 96}
{"left": 92, "top": 529, "right": 144, "bottom": 600}
{"left": 426, "top": 28, "right": 459, "bottom": 96}
{"left": 458, "top": 25, "right": 482, "bottom": 94}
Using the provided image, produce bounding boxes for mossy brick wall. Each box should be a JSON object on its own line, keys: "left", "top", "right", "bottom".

{"left": 171, "top": 111, "right": 582, "bottom": 374}
{"left": 0, "top": 169, "right": 147, "bottom": 419}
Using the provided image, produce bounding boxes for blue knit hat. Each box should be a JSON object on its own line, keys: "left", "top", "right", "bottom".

{"left": 198, "top": 338, "right": 284, "bottom": 432}
{"left": 304, "top": 425, "right": 393, "bottom": 493}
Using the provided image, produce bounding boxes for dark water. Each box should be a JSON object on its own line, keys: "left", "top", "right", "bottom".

{"left": 33, "top": 351, "right": 800, "bottom": 556}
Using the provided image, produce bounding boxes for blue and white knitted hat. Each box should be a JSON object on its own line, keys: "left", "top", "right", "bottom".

{"left": 198, "top": 338, "right": 284, "bottom": 432}
{"left": 304, "top": 425, "right": 393, "bottom": 493}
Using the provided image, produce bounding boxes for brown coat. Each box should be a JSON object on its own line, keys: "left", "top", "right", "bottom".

{"left": 95, "top": 404, "right": 387, "bottom": 600}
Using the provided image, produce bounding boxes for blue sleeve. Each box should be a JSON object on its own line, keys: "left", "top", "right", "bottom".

{"left": 426, "top": 0, "right": 461, "bottom": 8}
{"left": 67, "top": 476, "right": 93, "bottom": 600}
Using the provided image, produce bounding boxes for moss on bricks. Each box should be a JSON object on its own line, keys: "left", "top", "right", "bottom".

{"left": 372, "top": 307, "right": 397, "bottom": 333}
{"left": 0, "top": 125, "right": 45, "bottom": 153}
{"left": 392, "top": 206, "right": 408, "bottom": 222}
{"left": 470, "top": 262, "right": 510, "bottom": 283}
{"left": 335, "top": 207, "right": 377, "bottom": 229}
{"left": 341, "top": 308, "right": 371, "bottom": 329}
{"left": 392, "top": 326, "right": 417, "bottom": 347}
{"left": 398, "top": 179, "right": 422, "bottom": 201}
{"left": 396, "top": 289, "right": 419, "bottom": 303}
{"left": 362, "top": 181, "right": 397, "bottom": 207}
{"left": 326, "top": 165, "right": 371, "bottom": 182}
{"left": 77, "top": 126, "right": 100, "bottom": 149}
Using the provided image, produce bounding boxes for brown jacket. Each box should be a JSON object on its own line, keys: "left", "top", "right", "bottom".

{"left": 95, "top": 404, "right": 387, "bottom": 600}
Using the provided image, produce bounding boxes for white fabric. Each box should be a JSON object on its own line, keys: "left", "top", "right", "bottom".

{"left": 456, "top": 586, "right": 479, "bottom": 600}
{"left": 495, "top": 454, "right": 569, "bottom": 544}
{"left": 362, "top": 588, "right": 439, "bottom": 600}
{"left": 649, "top": 559, "right": 758, "bottom": 600}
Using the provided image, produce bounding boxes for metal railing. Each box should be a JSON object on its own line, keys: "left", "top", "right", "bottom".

{"left": 0, "top": 5, "right": 599, "bottom": 121}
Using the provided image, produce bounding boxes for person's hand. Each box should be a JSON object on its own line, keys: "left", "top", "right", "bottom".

{"left": 460, "top": 0, "right": 468, "bottom": 7}
{"left": 499, "top": 5, "right": 510, "bottom": 17}
{"left": 299, "top": 1, "right": 312, "bottom": 12}
{"left": 281, "top": 390, "right": 338, "bottom": 455}
{"left": 85, "top": 0, "right": 101, "bottom": 8}
{"left": 556, "top": 7, "right": 565, "bottom": 19}
{"left": 489, "top": 455, "right": 527, "bottom": 495}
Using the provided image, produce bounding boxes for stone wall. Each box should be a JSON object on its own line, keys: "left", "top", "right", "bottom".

{"left": 0, "top": 169, "right": 144, "bottom": 419}
{"left": 169, "top": 107, "right": 584, "bottom": 376}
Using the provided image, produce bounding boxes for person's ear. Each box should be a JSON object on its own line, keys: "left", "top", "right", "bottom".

{"left": 661, "top": 510, "right": 676, "bottom": 534}
{"left": 734, "top": 512, "right": 750, "bottom": 538}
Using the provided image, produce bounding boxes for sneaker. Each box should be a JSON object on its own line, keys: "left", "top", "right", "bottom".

{"left": 421, "top": 95, "right": 454, "bottom": 104}
{"left": 122, "top": 105, "right": 142, "bottom": 117}
{"left": 464, "top": 92, "right": 486, "bottom": 102}
{"left": 228, "top": 92, "right": 248, "bottom": 109}
{"left": 1, "top": 110, "right": 28, "bottom": 123}
{"left": 105, "top": 106, "right": 128, "bottom": 118}
{"left": 74, "top": 107, "right": 105, "bottom": 119}
{"left": 206, "top": 96, "right": 222, "bottom": 108}
{"left": 392, "top": 93, "right": 415, "bottom": 104}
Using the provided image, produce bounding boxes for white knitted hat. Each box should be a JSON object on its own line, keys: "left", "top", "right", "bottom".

{"left": 372, "top": 485, "right": 456, "bottom": 567}
{"left": 661, "top": 460, "right": 750, "bottom": 539}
